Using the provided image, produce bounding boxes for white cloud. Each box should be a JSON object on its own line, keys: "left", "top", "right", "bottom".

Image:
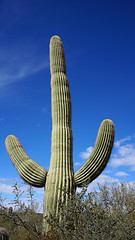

{"left": 110, "top": 142, "right": 135, "bottom": 171}
{"left": 77, "top": 135, "right": 135, "bottom": 194}
{"left": 80, "top": 146, "right": 93, "bottom": 160}
{"left": 77, "top": 174, "right": 119, "bottom": 193}
{"left": 0, "top": 183, "right": 13, "bottom": 194}
{"left": 0, "top": 178, "right": 44, "bottom": 196}
{"left": 0, "top": 178, "right": 8, "bottom": 182}
{"left": 114, "top": 136, "right": 131, "bottom": 148}
{"left": 115, "top": 171, "right": 129, "bottom": 177}
{"left": 74, "top": 162, "right": 81, "bottom": 166}
{"left": 34, "top": 188, "right": 44, "bottom": 195}
{"left": 94, "top": 174, "right": 119, "bottom": 185}
{"left": 0, "top": 177, "right": 18, "bottom": 184}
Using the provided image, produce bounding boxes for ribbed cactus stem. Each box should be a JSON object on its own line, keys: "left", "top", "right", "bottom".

{"left": 43, "top": 36, "right": 75, "bottom": 232}
{"left": 5, "top": 35, "right": 115, "bottom": 234}
{"left": 50, "top": 35, "right": 66, "bottom": 75}
{"left": 5, "top": 135, "right": 47, "bottom": 187}
{"left": 74, "top": 119, "right": 115, "bottom": 187}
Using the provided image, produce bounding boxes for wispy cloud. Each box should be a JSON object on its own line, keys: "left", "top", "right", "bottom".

{"left": 114, "top": 136, "right": 131, "bottom": 148}
{"left": 0, "top": 178, "right": 12, "bottom": 182}
{"left": 0, "top": 43, "right": 48, "bottom": 89}
{"left": 0, "top": 183, "right": 13, "bottom": 194}
{"left": 74, "top": 162, "right": 81, "bottom": 166}
{"left": 86, "top": 176, "right": 135, "bottom": 194}
{"left": 0, "top": 57, "right": 48, "bottom": 88}
{"left": 110, "top": 136, "right": 135, "bottom": 171}
{"left": 115, "top": 171, "right": 129, "bottom": 177}
{"left": 0, "top": 178, "right": 44, "bottom": 212}
{"left": 0, "top": 0, "right": 49, "bottom": 90}
{"left": 0, "top": 178, "right": 44, "bottom": 196}
{"left": 94, "top": 174, "right": 119, "bottom": 185}
{"left": 79, "top": 146, "right": 93, "bottom": 160}
{"left": 77, "top": 174, "right": 119, "bottom": 193}
{"left": 77, "top": 135, "right": 135, "bottom": 192}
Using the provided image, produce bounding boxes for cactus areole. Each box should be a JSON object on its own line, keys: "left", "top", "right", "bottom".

{"left": 5, "top": 35, "right": 115, "bottom": 233}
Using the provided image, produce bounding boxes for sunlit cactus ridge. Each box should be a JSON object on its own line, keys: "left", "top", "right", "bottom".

{"left": 5, "top": 35, "right": 115, "bottom": 233}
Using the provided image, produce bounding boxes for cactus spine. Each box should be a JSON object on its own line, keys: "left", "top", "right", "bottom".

{"left": 5, "top": 35, "right": 115, "bottom": 233}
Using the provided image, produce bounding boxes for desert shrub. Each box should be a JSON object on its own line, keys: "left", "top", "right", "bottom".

{"left": 0, "top": 181, "right": 135, "bottom": 239}
{"left": 46, "top": 182, "right": 135, "bottom": 240}
{"left": 0, "top": 182, "right": 42, "bottom": 240}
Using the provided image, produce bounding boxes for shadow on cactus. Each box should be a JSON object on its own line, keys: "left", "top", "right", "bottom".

{"left": 5, "top": 35, "right": 115, "bottom": 234}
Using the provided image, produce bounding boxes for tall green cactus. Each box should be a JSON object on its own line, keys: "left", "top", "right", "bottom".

{"left": 5, "top": 35, "right": 115, "bottom": 233}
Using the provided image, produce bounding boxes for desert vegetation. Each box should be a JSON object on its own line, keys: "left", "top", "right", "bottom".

{"left": 0, "top": 181, "right": 135, "bottom": 240}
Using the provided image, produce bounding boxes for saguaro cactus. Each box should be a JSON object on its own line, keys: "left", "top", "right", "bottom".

{"left": 5, "top": 35, "right": 115, "bottom": 233}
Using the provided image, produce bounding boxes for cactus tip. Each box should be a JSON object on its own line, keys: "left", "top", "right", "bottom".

{"left": 102, "top": 119, "right": 114, "bottom": 126}
{"left": 50, "top": 35, "right": 61, "bottom": 41}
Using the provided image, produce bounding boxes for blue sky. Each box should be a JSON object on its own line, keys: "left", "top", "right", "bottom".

{"left": 0, "top": 0, "right": 135, "bottom": 208}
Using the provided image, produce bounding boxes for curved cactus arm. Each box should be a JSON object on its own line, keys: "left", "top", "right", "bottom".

{"left": 5, "top": 135, "right": 47, "bottom": 188}
{"left": 74, "top": 119, "right": 115, "bottom": 187}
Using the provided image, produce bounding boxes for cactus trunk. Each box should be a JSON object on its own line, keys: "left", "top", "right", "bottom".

{"left": 42, "top": 36, "right": 75, "bottom": 232}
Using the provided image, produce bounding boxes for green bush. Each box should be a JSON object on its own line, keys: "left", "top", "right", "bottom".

{"left": 0, "top": 181, "right": 135, "bottom": 239}
{"left": 45, "top": 182, "right": 135, "bottom": 240}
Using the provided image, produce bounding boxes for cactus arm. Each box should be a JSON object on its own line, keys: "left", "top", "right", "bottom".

{"left": 5, "top": 135, "right": 47, "bottom": 188}
{"left": 74, "top": 119, "right": 115, "bottom": 187}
